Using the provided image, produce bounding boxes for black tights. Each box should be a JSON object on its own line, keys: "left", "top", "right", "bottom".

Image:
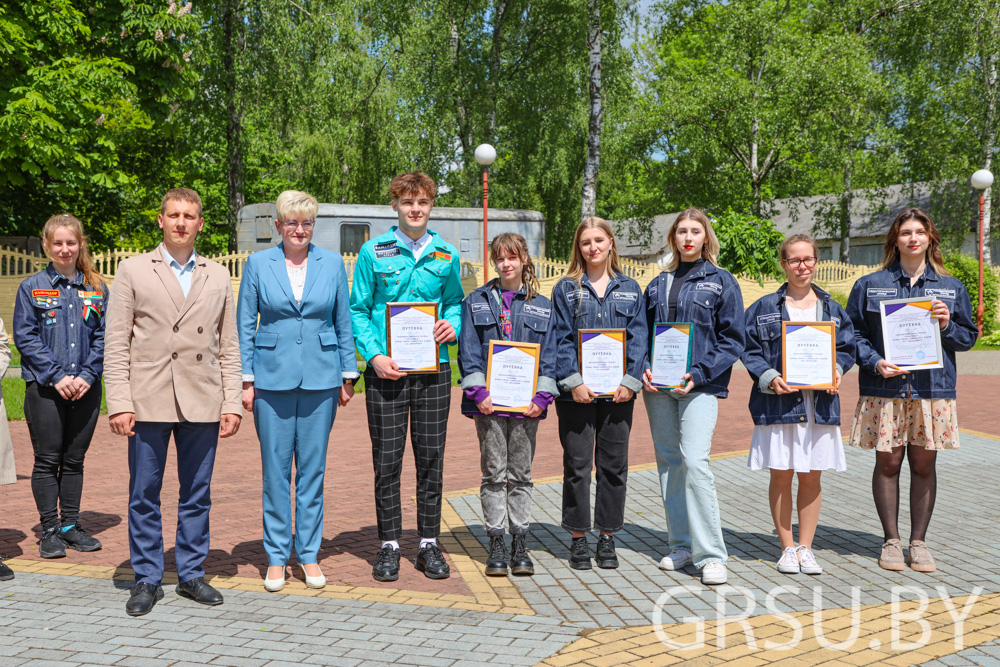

{"left": 872, "top": 444, "right": 937, "bottom": 543}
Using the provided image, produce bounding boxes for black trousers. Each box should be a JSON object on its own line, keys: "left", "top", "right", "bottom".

{"left": 364, "top": 364, "right": 451, "bottom": 541}
{"left": 24, "top": 380, "right": 102, "bottom": 529}
{"left": 556, "top": 399, "right": 633, "bottom": 534}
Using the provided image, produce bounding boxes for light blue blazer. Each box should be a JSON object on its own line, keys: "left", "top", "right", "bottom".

{"left": 237, "top": 244, "right": 357, "bottom": 391}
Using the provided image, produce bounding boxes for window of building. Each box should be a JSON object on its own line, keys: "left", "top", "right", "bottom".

{"left": 341, "top": 223, "right": 369, "bottom": 255}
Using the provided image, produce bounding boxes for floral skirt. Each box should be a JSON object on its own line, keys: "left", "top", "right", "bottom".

{"left": 849, "top": 396, "right": 959, "bottom": 452}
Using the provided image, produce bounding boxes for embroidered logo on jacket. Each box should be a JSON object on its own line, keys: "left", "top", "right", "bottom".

{"left": 924, "top": 288, "right": 956, "bottom": 299}
{"left": 471, "top": 303, "right": 491, "bottom": 312}
{"left": 867, "top": 287, "right": 897, "bottom": 298}
{"left": 612, "top": 292, "right": 638, "bottom": 301}
{"left": 567, "top": 290, "right": 589, "bottom": 302}
{"left": 756, "top": 313, "right": 782, "bottom": 326}
{"left": 696, "top": 282, "right": 723, "bottom": 295}
{"left": 523, "top": 304, "right": 551, "bottom": 317}
{"left": 374, "top": 241, "right": 401, "bottom": 259}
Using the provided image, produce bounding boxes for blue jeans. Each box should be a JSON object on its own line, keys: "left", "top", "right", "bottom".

{"left": 644, "top": 390, "right": 727, "bottom": 567}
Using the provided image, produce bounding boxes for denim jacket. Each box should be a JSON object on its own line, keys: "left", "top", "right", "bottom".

{"left": 643, "top": 262, "right": 745, "bottom": 398}
{"left": 458, "top": 279, "right": 558, "bottom": 416}
{"left": 13, "top": 265, "right": 108, "bottom": 387}
{"left": 847, "top": 263, "right": 977, "bottom": 399}
{"left": 551, "top": 272, "right": 647, "bottom": 398}
{"left": 742, "top": 284, "right": 856, "bottom": 425}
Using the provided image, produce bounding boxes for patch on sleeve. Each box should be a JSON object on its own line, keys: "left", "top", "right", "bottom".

{"left": 612, "top": 291, "right": 638, "bottom": 302}
{"left": 567, "top": 290, "right": 589, "bottom": 302}
{"left": 866, "top": 287, "right": 898, "bottom": 298}
{"left": 756, "top": 313, "right": 782, "bottom": 326}
{"left": 374, "top": 241, "right": 401, "bottom": 259}
{"left": 695, "top": 282, "right": 723, "bottom": 295}
{"left": 523, "top": 304, "right": 551, "bottom": 317}
{"left": 648, "top": 282, "right": 658, "bottom": 296}
{"left": 831, "top": 316, "right": 841, "bottom": 327}
{"left": 471, "top": 303, "right": 491, "bottom": 312}
{"left": 924, "top": 288, "right": 956, "bottom": 299}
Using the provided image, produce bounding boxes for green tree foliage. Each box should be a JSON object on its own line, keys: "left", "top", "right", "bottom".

{"left": 712, "top": 210, "right": 784, "bottom": 281}
{"left": 944, "top": 253, "right": 998, "bottom": 336}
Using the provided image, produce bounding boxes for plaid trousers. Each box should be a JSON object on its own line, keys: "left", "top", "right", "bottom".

{"left": 364, "top": 364, "right": 451, "bottom": 541}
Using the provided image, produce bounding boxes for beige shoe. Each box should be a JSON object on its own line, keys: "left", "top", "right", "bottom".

{"left": 879, "top": 539, "right": 906, "bottom": 571}
{"left": 908, "top": 541, "right": 937, "bottom": 572}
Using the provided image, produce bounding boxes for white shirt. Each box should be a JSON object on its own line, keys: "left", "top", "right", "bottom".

{"left": 394, "top": 228, "right": 432, "bottom": 262}
{"left": 160, "top": 244, "right": 197, "bottom": 297}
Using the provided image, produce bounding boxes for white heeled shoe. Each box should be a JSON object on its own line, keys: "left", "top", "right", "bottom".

{"left": 299, "top": 563, "right": 326, "bottom": 589}
{"left": 264, "top": 566, "right": 286, "bottom": 592}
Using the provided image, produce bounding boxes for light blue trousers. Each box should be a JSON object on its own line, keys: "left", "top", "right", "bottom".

{"left": 254, "top": 387, "right": 337, "bottom": 566}
{"left": 643, "top": 390, "right": 728, "bottom": 567}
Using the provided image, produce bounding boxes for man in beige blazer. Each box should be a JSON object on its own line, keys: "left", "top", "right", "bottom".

{"left": 105, "top": 187, "right": 242, "bottom": 617}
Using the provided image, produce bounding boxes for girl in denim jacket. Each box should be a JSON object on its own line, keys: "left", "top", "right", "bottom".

{"left": 742, "top": 234, "right": 856, "bottom": 576}
{"left": 458, "top": 234, "right": 558, "bottom": 577}
{"left": 847, "top": 208, "right": 977, "bottom": 573}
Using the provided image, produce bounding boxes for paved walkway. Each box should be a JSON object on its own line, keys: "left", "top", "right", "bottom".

{"left": 1, "top": 370, "right": 999, "bottom": 665}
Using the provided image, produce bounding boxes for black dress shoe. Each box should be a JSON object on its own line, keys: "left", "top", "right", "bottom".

{"left": 372, "top": 544, "right": 400, "bottom": 582}
{"left": 415, "top": 543, "right": 450, "bottom": 579}
{"left": 60, "top": 524, "right": 102, "bottom": 552}
{"left": 126, "top": 583, "right": 163, "bottom": 617}
{"left": 596, "top": 534, "right": 619, "bottom": 569}
{"left": 569, "top": 536, "right": 592, "bottom": 570}
{"left": 510, "top": 534, "right": 534, "bottom": 576}
{"left": 0, "top": 560, "right": 14, "bottom": 582}
{"left": 39, "top": 527, "right": 66, "bottom": 559}
{"left": 485, "top": 536, "right": 508, "bottom": 576}
{"left": 176, "top": 577, "right": 223, "bottom": 606}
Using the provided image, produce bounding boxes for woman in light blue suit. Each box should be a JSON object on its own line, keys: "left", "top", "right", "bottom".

{"left": 237, "top": 190, "right": 359, "bottom": 592}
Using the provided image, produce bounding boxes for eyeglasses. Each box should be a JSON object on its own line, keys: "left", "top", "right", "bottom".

{"left": 282, "top": 220, "right": 315, "bottom": 230}
{"left": 782, "top": 256, "right": 818, "bottom": 269}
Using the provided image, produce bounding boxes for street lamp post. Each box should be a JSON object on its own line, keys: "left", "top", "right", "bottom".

{"left": 474, "top": 143, "right": 496, "bottom": 284}
{"left": 971, "top": 169, "right": 994, "bottom": 336}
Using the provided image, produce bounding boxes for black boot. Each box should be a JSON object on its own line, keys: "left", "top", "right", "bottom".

{"left": 569, "top": 536, "right": 591, "bottom": 570}
{"left": 39, "top": 527, "right": 66, "bottom": 559}
{"left": 0, "top": 559, "right": 13, "bottom": 581}
{"left": 510, "top": 534, "right": 534, "bottom": 576}
{"left": 60, "top": 524, "right": 102, "bottom": 552}
{"left": 485, "top": 536, "right": 508, "bottom": 576}
{"left": 596, "top": 534, "right": 619, "bottom": 569}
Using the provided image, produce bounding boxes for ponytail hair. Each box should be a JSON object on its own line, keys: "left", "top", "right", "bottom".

{"left": 489, "top": 233, "right": 540, "bottom": 301}
{"left": 41, "top": 214, "right": 106, "bottom": 291}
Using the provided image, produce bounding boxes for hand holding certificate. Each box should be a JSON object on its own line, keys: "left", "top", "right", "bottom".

{"left": 879, "top": 297, "right": 943, "bottom": 370}
{"left": 386, "top": 302, "right": 440, "bottom": 373}
{"left": 650, "top": 323, "right": 692, "bottom": 389}
{"left": 486, "top": 341, "right": 540, "bottom": 412}
{"left": 781, "top": 321, "right": 837, "bottom": 390}
{"left": 578, "top": 329, "right": 626, "bottom": 396}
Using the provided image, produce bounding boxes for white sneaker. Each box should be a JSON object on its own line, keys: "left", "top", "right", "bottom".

{"left": 796, "top": 545, "right": 822, "bottom": 575}
{"left": 776, "top": 547, "right": 799, "bottom": 574}
{"left": 658, "top": 548, "right": 693, "bottom": 571}
{"left": 701, "top": 561, "right": 727, "bottom": 585}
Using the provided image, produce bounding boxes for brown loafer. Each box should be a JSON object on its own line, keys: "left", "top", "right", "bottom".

{"left": 908, "top": 540, "right": 937, "bottom": 573}
{"left": 879, "top": 539, "right": 906, "bottom": 571}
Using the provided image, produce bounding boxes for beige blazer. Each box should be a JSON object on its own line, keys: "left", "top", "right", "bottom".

{"left": 104, "top": 247, "right": 242, "bottom": 423}
{"left": 0, "top": 317, "right": 14, "bottom": 485}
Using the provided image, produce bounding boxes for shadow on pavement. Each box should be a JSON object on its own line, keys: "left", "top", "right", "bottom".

{"left": 0, "top": 527, "right": 27, "bottom": 558}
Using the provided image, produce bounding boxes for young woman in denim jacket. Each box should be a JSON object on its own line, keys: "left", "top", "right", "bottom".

{"left": 13, "top": 214, "right": 107, "bottom": 559}
{"left": 551, "top": 218, "right": 647, "bottom": 571}
{"left": 641, "top": 209, "right": 745, "bottom": 586}
{"left": 458, "top": 233, "right": 558, "bottom": 577}
{"left": 742, "top": 234, "right": 856, "bottom": 576}
{"left": 847, "top": 208, "right": 977, "bottom": 573}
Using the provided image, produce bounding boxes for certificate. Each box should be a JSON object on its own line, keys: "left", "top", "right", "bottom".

{"left": 879, "top": 297, "right": 943, "bottom": 370}
{"left": 386, "top": 302, "right": 439, "bottom": 373}
{"left": 650, "top": 322, "right": 692, "bottom": 389}
{"left": 578, "top": 329, "right": 626, "bottom": 396}
{"left": 486, "top": 341, "right": 540, "bottom": 412}
{"left": 781, "top": 321, "right": 837, "bottom": 390}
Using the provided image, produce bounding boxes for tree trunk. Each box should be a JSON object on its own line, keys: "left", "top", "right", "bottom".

{"left": 982, "top": 48, "right": 996, "bottom": 266}
{"left": 487, "top": 0, "right": 509, "bottom": 141}
{"left": 839, "top": 158, "right": 853, "bottom": 263}
{"left": 580, "top": 0, "right": 602, "bottom": 220}
{"left": 222, "top": 0, "right": 244, "bottom": 252}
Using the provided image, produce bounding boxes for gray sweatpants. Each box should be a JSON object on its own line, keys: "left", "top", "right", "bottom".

{"left": 474, "top": 415, "right": 539, "bottom": 536}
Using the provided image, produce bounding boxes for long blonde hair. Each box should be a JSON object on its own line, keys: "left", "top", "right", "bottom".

{"left": 663, "top": 208, "right": 720, "bottom": 271}
{"left": 41, "top": 214, "right": 105, "bottom": 290}
{"left": 489, "top": 233, "right": 540, "bottom": 301}
{"left": 565, "top": 217, "right": 623, "bottom": 285}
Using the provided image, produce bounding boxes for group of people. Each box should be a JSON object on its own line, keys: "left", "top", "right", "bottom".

{"left": 0, "top": 171, "right": 977, "bottom": 617}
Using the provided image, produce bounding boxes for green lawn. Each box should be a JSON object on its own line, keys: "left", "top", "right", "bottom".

{"left": 2, "top": 378, "right": 108, "bottom": 421}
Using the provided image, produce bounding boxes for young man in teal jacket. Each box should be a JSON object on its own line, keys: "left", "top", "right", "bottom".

{"left": 350, "top": 172, "right": 464, "bottom": 582}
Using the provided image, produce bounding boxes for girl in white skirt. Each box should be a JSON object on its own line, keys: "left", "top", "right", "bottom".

{"left": 741, "top": 234, "right": 857, "bottom": 575}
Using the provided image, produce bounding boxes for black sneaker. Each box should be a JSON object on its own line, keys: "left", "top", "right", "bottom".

{"left": 39, "top": 527, "right": 66, "bottom": 559}
{"left": 510, "top": 534, "right": 534, "bottom": 576}
{"left": 569, "top": 536, "right": 591, "bottom": 570}
{"left": 372, "top": 544, "right": 401, "bottom": 582}
{"left": 485, "top": 536, "right": 508, "bottom": 576}
{"left": 415, "top": 543, "right": 450, "bottom": 579}
{"left": 60, "top": 524, "right": 102, "bottom": 552}
{"left": 596, "top": 534, "right": 619, "bottom": 569}
{"left": 0, "top": 559, "right": 13, "bottom": 581}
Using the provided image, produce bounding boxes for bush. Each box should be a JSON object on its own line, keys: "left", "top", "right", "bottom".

{"left": 712, "top": 210, "right": 784, "bottom": 283}
{"left": 943, "top": 253, "right": 998, "bottom": 336}
{"left": 826, "top": 289, "right": 850, "bottom": 309}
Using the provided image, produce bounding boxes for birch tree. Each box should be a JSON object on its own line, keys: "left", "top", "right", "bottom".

{"left": 580, "top": 0, "right": 602, "bottom": 219}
